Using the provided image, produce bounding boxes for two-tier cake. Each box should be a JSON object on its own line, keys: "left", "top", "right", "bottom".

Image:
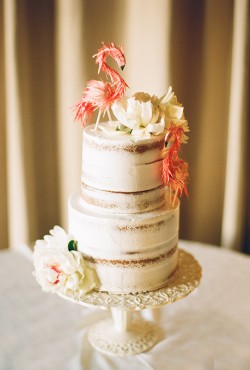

{"left": 33, "top": 43, "right": 189, "bottom": 298}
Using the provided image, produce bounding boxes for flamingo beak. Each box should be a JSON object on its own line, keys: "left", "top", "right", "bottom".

{"left": 121, "top": 65, "right": 125, "bottom": 71}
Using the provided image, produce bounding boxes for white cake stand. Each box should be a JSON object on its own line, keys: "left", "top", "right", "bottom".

{"left": 60, "top": 249, "right": 202, "bottom": 356}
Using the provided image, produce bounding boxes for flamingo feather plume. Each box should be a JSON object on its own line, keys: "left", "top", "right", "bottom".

{"left": 73, "top": 42, "right": 128, "bottom": 129}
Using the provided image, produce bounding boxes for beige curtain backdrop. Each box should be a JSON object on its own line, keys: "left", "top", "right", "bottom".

{"left": 1, "top": 0, "right": 249, "bottom": 253}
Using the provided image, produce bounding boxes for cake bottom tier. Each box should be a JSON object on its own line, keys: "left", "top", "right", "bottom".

{"left": 84, "top": 247, "right": 178, "bottom": 294}
{"left": 68, "top": 194, "right": 179, "bottom": 294}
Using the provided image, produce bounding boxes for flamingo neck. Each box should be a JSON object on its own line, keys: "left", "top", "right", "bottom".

{"left": 96, "top": 46, "right": 128, "bottom": 100}
{"left": 100, "top": 54, "right": 121, "bottom": 82}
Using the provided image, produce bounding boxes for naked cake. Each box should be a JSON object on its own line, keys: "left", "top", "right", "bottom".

{"left": 33, "top": 43, "right": 189, "bottom": 297}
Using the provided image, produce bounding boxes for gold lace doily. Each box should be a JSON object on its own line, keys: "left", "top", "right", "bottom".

{"left": 61, "top": 249, "right": 202, "bottom": 311}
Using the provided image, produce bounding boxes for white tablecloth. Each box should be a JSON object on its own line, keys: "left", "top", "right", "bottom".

{"left": 0, "top": 241, "right": 250, "bottom": 370}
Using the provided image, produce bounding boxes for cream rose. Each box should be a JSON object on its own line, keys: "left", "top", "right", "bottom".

{"left": 33, "top": 226, "right": 98, "bottom": 298}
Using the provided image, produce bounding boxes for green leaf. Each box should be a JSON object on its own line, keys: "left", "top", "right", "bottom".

{"left": 68, "top": 240, "right": 78, "bottom": 252}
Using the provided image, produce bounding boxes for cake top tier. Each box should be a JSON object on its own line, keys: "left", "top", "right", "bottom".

{"left": 74, "top": 42, "right": 189, "bottom": 202}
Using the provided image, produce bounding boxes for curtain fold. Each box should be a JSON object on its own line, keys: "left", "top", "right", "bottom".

{"left": 124, "top": 0, "right": 171, "bottom": 94}
{"left": 4, "top": 0, "right": 28, "bottom": 248}
{"left": 176, "top": 0, "right": 234, "bottom": 246}
{"left": 1, "top": 0, "right": 249, "bottom": 252}
{"left": 0, "top": 0, "right": 8, "bottom": 248}
{"left": 55, "top": 0, "right": 84, "bottom": 229}
{"left": 221, "top": 0, "right": 249, "bottom": 251}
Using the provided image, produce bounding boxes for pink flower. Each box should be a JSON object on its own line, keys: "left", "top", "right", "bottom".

{"left": 33, "top": 226, "right": 98, "bottom": 298}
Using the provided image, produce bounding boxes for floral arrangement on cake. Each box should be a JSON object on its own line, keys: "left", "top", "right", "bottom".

{"left": 74, "top": 42, "right": 189, "bottom": 202}
{"left": 33, "top": 226, "right": 98, "bottom": 298}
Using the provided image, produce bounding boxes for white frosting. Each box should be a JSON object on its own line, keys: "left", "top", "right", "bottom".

{"left": 81, "top": 183, "right": 166, "bottom": 214}
{"left": 82, "top": 122, "right": 166, "bottom": 192}
{"left": 68, "top": 193, "right": 179, "bottom": 293}
{"left": 89, "top": 255, "right": 178, "bottom": 293}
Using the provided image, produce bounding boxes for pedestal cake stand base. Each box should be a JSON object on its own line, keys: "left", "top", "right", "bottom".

{"left": 88, "top": 314, "right": 159, "bottom": 356}
{"left": 60, "top": 249, "right": 202, "bottom": 356}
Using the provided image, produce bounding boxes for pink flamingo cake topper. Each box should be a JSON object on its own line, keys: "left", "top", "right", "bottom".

{"left": 73, "top": 42, "right": 128, "bottom": 129}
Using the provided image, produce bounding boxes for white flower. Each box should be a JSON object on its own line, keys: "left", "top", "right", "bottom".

{"left": 131, "top": 117, "right": 165, "bottom": 139}
{"left": 160, "top": 86, "right": 184, "bottom": 121}
{"left": 33, "top": 226, "right": 98, "bottom": 298}
{"left": 111, "top": 95, "right": 164, "bottom": 139}
{"left": 160, "top": 86, "right": 175, "bottom": 105}
{"left": 108, "top": 87, "right": 189, "bottom": 141}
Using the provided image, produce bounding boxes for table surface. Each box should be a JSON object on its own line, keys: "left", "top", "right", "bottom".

{"left": 1, "top": 241, "right": 250, "bottom": 370}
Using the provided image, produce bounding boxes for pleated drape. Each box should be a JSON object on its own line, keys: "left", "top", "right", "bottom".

{"left": 3, "top": 0, "right": 29, "bottom": 248}
{"left": 55, "top": 0, "right": 83, "bottom": 228}
{"left": 1, "top": 0, "right": 249, "bottom": 252}
{"left": 0, "top": 0, "right": 8, "bottom": 248}
{"left": 221, "top": 0, "right": 249, "bottom": 251}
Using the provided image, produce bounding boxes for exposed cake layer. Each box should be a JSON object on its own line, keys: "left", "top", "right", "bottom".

{"left": 82, "top": 122, "right": 166, "bottom": 193}
{"left": 81, "top": 182, "right": 166, "bottom": 214}
{"left": 68, "top": 193, "right": 179, "bottom": 293}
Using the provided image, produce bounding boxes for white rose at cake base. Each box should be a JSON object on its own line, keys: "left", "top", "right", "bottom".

{"left": 33, "top": 226, "right": 98, "bottom": 298}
